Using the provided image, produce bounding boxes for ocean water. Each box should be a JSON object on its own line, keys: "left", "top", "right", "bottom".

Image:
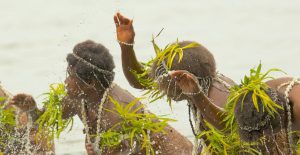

{"left": 0, "top": 0, "right": 300, "bottom": 154}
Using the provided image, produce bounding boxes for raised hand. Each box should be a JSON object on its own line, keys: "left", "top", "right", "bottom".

{"left": 114, "top": 12, "right": 135, "bottom": 45}
{"left": 169, "top": 70, "right": 202, "bottom": 95}
{"left": 8, "top": 93, "right": 37, "bottom": 112}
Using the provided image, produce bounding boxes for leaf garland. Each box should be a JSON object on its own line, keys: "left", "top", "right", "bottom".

{"left": 223, "top": 63, "right": 285, "bottom": 131}
{"left": 197, "top": 120, "right": 261, "bottom": 155}
{"left": 197, "top": 63, "right": 288, "bottom": 154}
{"left": 131, "top": 35, "right": 199, "bottom": 107}
{"left": 98, "top": 96, "right": 176, "bottom": 155}
{"left": 35, "top": 83, "right": 73, "bottom": 146}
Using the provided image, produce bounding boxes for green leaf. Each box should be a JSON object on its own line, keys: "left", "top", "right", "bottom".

{"left": 35, "top": 83, "right": 73, "bottom": 146}
{"left": 98, "top": 97, "right": 175, "bottom": 154}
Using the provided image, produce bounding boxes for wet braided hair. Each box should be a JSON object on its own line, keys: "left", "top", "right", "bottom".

{"left": 66, "top": 40, "right": 115, "bottom": 89}
{"left": 235, "top": 88, "right": 287, "bottom": 142}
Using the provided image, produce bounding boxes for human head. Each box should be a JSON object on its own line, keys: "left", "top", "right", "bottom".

{"left": 234, "top": 89, "right": 287, "bottom": 142}
{"left": 150, "top": 41, "right": 216, "bottom": 101}
{"left": 62, "top": 40, "right": 115, "bottom": 119}
{"left": 65, "top": 40, "right": 115, "bottom": 97}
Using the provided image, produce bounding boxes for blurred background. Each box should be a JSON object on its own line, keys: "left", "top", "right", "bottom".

{"left": 0, "top": 0, "right": 299, "bottom": 154}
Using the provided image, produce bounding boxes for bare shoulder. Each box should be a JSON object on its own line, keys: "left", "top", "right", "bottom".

{"left": 266, "top": 77, "right": 300, "bottom": 101}
{"left": 215, "top": 73, "right": 236, "bottom": 86}
{"left": 109, "top": 84, "right": 142, "bottom": 109}
{"left": 266, "top": 77, "right": 294, "bottom": 88}
{"left": 266, "top": 77, "right": 300, "bottom": 129}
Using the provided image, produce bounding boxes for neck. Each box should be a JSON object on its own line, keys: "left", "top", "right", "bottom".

{"left": 77, "top": 84, "right": 114, "bottom": 119}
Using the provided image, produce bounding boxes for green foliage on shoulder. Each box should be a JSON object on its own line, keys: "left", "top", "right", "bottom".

{"left": 197, "top": 120, "right": 261, "bottom": 155}
{"left": 35, "top": 83, "right": 73, "bottom": 145}
{"left": 223, "top": 63, "right": 285, "bottom": 131}
{"left": 131, "top": 34, "right": 199, "bottom": 108}
{"left": 98, "top": 96, "right": 176, "bottom": 155}
{"left": 199, "top": 63, "right": 287, "bottom": 154}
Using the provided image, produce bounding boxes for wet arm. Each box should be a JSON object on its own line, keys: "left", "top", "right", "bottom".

{"left": 190, "top": 92, "right": 226, "bottom": 130}
{"left": 61, "top": 96, "right": 78, "bottom": 119}
{"left": 114, "top": 12, "right": 148, "bottom": 89}
{"left": 120, "top": 44, "right": 147, "bottom": 89}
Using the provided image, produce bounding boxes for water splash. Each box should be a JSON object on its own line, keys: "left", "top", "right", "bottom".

{"left": 262, "top": 131, "right": 270, "bottom": 154}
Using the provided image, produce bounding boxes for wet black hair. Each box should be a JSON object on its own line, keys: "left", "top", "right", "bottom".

{"left": 235, "top": 89, "right": 287, "bottom": 142}
{"left": 66, "top": 40, "right": 115, "bottom": 88}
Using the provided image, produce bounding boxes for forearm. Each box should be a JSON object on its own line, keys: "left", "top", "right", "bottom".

{"left": 190, "top": 93, "right": 226, "bottom": 130}
{"left": 61, "top": 96, "right": 77, "bottom": 119}
{"left": 120, "top": 44, "right": 147, "bottom": 89}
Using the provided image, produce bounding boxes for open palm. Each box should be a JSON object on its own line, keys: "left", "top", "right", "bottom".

{"left": 114, "top": 12, "right": 135, "bottom": 44}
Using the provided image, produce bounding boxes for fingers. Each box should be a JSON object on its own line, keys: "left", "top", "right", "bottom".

{"left": 169, "top": 70, "right": 189, "bottom": 80}
{"left": 169, "top": 70, "right": 199, "bottom": 88}
{"left": 115, "top": 12, "right": 131, "bottom": 25}
{"left": 113, "top": 15, "right": 120, "bottom": 27}
{"left": 11, "top": 94, "right": 29, "bottom": 103}
{"left": 9, "top": 93, "right": 36, "bottom": 110}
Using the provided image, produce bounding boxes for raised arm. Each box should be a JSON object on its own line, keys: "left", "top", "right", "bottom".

{"left": 169, "top": 70, "right": 226, "bottom": 130}
{"left": 114, "top": 13, "right": 146, "bottom": 89}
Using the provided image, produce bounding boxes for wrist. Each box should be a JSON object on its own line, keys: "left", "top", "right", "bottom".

{"left": 120, "top": 43, "right": 134, "bottom": 51}
{"left": 182, "top": 85, "right": 203, "bottom": 96}
{"left": 182, "top": 89, "right": 202, "bottom": 96}
{"left": 117, "top": 39, "right": 134, "bottom": 47}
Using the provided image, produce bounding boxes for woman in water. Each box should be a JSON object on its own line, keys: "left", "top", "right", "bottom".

{"left": 114, "top": 12, "right": 300, "bottom": 154}
{"left": 11, "top": 40, "right": 193, "bottom": 155}
{"left": 0, "top": 85, "right": 53, "bottom": 154}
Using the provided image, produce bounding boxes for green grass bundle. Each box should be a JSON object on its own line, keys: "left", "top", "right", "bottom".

{"left": 35, "top": 83, "right": 73, "bottom": 144}
{"left": 0, "top": 100, "right": 16, "bottom": 147}
{"left": 99, "top": 97, "right": 176, "bottom": 155}
{"left": 197, "top": 120, "right": 261, "bottom": 155}
{"left": 223, "top": 63, "right": 285, "bottom": 131}
{"left": 150, "top": 38, "right": 200, "bottom": 70}
{"left": 198, "top": 63, "right": 287, "bottom": 154}
{"left": 131, "top": 35, "right": 199, "bottom": 107}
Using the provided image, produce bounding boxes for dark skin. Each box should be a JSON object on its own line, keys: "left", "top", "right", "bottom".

{"left": 172, "top": 71, "right": 300, "bottom": 155}
{"left": 170, "top": 70, "right": 300, "bottom": 131}
{"left": 11, "top": 66, "right": 193, "bottom": 155}
{"left": 3, "top": 92, "right": 54, "bottom": 154}
{"left": 266, "top": 77, "right": 300, "bottom": 130}
{"left": 114, "top": 12, "right": 300, "bottom": 133}
{"left": 114, "top": 12, "right": 235, "bottom": 130}
{"left": 66, "top": 67, "right": 194, "bottom": 155}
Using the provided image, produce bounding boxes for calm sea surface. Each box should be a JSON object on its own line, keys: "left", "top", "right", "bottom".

{"left": 0, "top": 0, "right": 300, "bottom": 154}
